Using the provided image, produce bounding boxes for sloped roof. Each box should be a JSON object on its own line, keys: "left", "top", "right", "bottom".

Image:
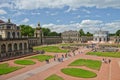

{"left": 0, "top": 20, "right": 5, "bottom": 23}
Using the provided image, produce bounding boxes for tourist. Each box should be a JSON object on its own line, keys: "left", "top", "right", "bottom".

{"left": 45, "top": 59, "right": 49, "bottom": 64}
{"left": 65, "top": 53, "right": 68, "bottom": 58}
{"left": 108, "top": 59, "right": 111, "bottom": 63}
{"left": 62, "top": 54, "right": 64, "bottom": 58}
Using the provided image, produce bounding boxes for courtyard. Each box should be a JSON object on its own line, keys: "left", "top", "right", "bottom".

{"left": 0, "top": 44, "right": 120, "bottom": 80}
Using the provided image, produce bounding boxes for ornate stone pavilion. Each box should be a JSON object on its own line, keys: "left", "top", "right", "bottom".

{"left": 93, "top": 30, "right": 109, "bottom": 43}
{"left": 28, "top": 22, "right": 62, "bottom": 46}
{"left": 0, "top": 19, "right": 32, "bottom": 60}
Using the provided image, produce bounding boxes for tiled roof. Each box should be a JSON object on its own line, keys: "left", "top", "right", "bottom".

{"left": 0, "top": 20, "right": 5, "bottom": 23}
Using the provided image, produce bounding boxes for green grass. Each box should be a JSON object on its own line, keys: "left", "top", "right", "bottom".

{"left": 58, "top": 43, "right": 88, "bottom": 47}
{"left": 14, "top": 59, "right": 36, "bottom": 65}
{"left": 69, "top": 59, "right": 101, "bottom": 70}
{"left": 0, "top": 63, "right": 22, "bottom": 75}
{"left": 45, "top": 74, "right": 64, "bottom": 80}
{"left": 87, "top": 52, "right": 120, "bottom": 58}
{"left": 29, "top": 55, "right": 53, "bottom": 62}
{"left": 61, "top": 68, "right": 97, "bottom": 78}
{"left": 33, "top": 46, "right": 68, "bottom": 53}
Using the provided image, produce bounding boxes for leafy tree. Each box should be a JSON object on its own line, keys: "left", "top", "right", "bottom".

{"left": 79, "top": 29, "right": 85, "bottom": 36}
{"left": 48, "top": 32, "right": 59, "bottom": 36}
{"left": 116, "top": 30, "right": 120, "bottom": 36}
{"left": 109, "top": 33, "right": 115, "bottom": 36}
{"left": 86, "top": 32, "right": 93, "bottom": 36}
{"left": 42, "top": 28, "right": 51, "bottom": 36}
{"left": 20, "top": 25, "right": 35, "bottom": 36}
{"left": 20, "top": 25, "right": 61, "bottom": 37}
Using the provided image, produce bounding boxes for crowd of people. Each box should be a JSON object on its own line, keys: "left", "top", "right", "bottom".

{"left": 45, "top": 49, "right": 84, "bottom": 64}
{"left": 102, "top": 58, "right": 111, "bottom": 64}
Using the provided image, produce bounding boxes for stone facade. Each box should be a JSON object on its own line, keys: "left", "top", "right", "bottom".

{"left": 43, "top": 36, "right": 62, "bottom": 44}
{"left": 0, "top": 19, "right": 32, "bottom": 60}
{"left": 61, "top": 30, "right": 93, "bottom": 43}
{"left": 29, "top": 23, "right": 62, "bottom": 46}
{"left": 62, "top": 30, "right": 81, "bottom": 43}
{"left": 93, "top": 30, "right": 109, "bottom": 43}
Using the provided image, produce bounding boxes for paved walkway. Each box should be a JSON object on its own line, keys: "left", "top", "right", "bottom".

{"left": 6, "top": 61, "right": 61, "bottom": 80}
{"left": 1, "top": 47, "right": 120, "bottom": 80}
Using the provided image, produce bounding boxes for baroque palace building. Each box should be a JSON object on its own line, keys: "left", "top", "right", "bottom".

{"left": 0, "top": 19, "right": 31, "bottom": 60}
{"left": 61, "top": 30, "right": 93, "bottom": 43}
{"left": 0, "top": 19, "right": 62, "bottom": 61}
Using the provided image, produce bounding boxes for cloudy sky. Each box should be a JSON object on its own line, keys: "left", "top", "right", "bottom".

{"left": 0, "top": 0, "right": 120, "bottom": 33}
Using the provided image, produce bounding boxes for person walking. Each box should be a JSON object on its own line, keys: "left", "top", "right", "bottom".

{"left": 108, "top": 59, "right": 111, "bottom": 63}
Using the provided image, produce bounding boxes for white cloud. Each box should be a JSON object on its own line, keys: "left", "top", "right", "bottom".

{"left": 0, "top": 16, "right": 7, "bottom": 21}
{"left": 70, "top": 21, "right": 75, "bottom": 24}
{"left": 10, "top": 0, "right": 120, "bottom": 10}
{"left": 14, "top": 11, "right": 25, "bottom": 16}
{"left": 0, "top": 9, "right": 7, "bottom": 14}
{"left": 75, "top": 15, "right": 81, "bottom": 19}
{"left": 42, "top": 20, "right": 120, "bottom": 33}
{"left": 0, "top": 3, "right": 12, "bottom": 8}
{"left": 22, "top": 18, "right": 29, "bottom": 23}
{"left": 82, "top": 9, "right": 91, "bottom": 14}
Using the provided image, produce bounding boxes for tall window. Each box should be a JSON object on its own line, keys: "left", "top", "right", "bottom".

{"left": 8, "top": 44, "right": 12, "bottom": 52}
{"left": 14, "top": 43, "right": 17, "bottom": 51}
{"left": 24, "top": 43, "right": 27, "bottom": 50}
{"left": 12, "top": 32, "right": 15, "bottom": 38}
{"left": 1, "top": 44, "right": 6, "bottom": 53}
{"left": 17, "top": 32, "right": 19, "bottom": 38}
{"left": 7, "top": 32, "right": 11, "bottom": 39}
{"left": 19, "top": 43, "right": 22, "bottom": 50}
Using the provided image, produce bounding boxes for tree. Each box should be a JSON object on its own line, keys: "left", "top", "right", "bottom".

{"left": 48, "top": 32, "right": 59, "bottom": 36}
{"left": 86, "top": 32, "right": 93, "bottom": 36}
{"left": 42, "top": 28, "right": 51, "bottom": 36}
{"left": 116, "top": 30, "right": 120, "bottom": 36}
{"left": 20, "top": 25, "right": 34, "bottom": 36}
{"left": 79, "top": 29, "right": 85, "bottom": 36}
{"left": 109, "top": 33, "right": 115, "bottom": 36}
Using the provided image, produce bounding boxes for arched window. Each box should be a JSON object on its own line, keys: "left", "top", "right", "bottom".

{"left": 14, "top": 43, "right": 17, "bottom": 51}
{"left": 12, "top": 32, "right": 15, "bottom": 38}
{"left": 8, "top": 44, "right": 12, "bottom": 52}
{"left": 1, "top": 44, "right": 6, "bottom": 53}
{"left": 17, "top": 32, "right": 19, "bottom": 38}
{"left": 7, "top": 32, "right": 11, "bottom": 39}
{"left": 19, "top": 43, "right": 22, "bottom": 50}
{"left": 24, "top": 43, "right": 27, "bottom": 50}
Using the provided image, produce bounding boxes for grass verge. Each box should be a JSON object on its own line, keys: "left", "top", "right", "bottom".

{"left": 69, "top": 59, "right": 101, "bottom": 70}
{"left": 29, "top": 55, "right": 53, "bottom": 62}
{"left": 0, "top": 63, "right": 22, "bottom": 75}
{"left": 61, "top": 68, "right": 97, "bottom": 78}
{"left": 87, "top": 52, "right": 120, "bottom": 58}
{"left": 45, "top": 74, "right": 64, "bottom": 80}
{"left": 33, "top": 46, "right": 68, "bottom": 53}
{"left": 14, "top": 59, "right": 36, "bottom": 65}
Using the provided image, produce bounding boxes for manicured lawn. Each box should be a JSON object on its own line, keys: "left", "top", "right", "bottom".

{"left": 14, "top": 59, "right": 36, "bottom": 65}
{"left": 61, "top": 68, "right": 97, "bottom": 78}
{"left": 69, "top": 59, "right": 101, "bottom": 70}
{"left": 33, "top": 46, "right": 68, "bottom": 53}
{"left": 87, "top": 52, "right": 120, "bottom": 58}
{"left": 45, "top": 74, "right": 64, "bottom": 80}
{"left": 0, "top": 63, "right": 22, "bottom": 75}
{"left": 29, "top": 55, "right": 53, "bottom": 62}
{"left": 58, "top": 43, "right": 88, "bottom": 47}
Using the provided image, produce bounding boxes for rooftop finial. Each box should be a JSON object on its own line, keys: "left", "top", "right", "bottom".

{"left": 38, "top": 22, "right": 40, "bottom": 27}
{"left": 8, "top": 18, "right": 11, "bottom": 23}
